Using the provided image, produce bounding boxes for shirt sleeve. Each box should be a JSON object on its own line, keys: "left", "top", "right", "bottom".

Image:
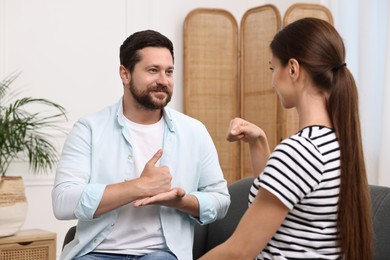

{"left": 52, "top": 119, "right": 106, "bottom": 220}
{"left": 190, "top": 125, "right": 230, "bottom": 224}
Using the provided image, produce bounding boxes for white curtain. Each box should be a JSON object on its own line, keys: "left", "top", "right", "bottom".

{"left": 378, "top": 5, "right": 390, "bottom": 187}
{"left": 329, "top": 0, "right": 390, "bottom": 186}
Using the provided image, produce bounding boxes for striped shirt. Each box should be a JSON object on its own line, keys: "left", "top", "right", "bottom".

{"left": 249, "top": 126, "right": 341, "bottom": 259}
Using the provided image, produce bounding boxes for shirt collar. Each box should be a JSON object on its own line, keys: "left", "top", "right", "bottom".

{"left": 116, "top": 97, "right": 175, "bottom": 132}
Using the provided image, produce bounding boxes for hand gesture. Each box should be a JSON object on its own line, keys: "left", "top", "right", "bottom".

{"left": 133, "top": 187, "right": 186, "bottom": 208}
{"left": 139, "top": 149, "right": 172, "bottom": 196}
{"left": 227, "top": 118, "right": 271, "bottom": 176}
{"left": 226, "top": 117, "right": 266, "bottom": 143}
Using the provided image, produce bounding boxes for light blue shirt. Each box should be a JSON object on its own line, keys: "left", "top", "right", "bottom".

{"left": 52, "top": 98, "right": 230, "bottom": 260}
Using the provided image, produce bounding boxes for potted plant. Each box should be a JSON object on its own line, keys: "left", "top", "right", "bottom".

{"left": 0, "top": 72, "right": 67, "bottom": 237}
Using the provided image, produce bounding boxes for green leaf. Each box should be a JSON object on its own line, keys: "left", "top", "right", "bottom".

{"left": 0, "top": 72, "right": 68, "bottom": 177}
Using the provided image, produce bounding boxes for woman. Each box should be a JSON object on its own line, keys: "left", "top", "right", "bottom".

{"left": 199, "top": 18, "right": 372, "bottom": 259}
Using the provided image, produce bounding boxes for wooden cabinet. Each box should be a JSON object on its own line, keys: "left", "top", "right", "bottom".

{"left": 0, "top": 229, "right": 56, "bottom": 260}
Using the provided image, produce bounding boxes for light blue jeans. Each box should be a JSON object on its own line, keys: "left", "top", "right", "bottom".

{"left": 73, "top": 251, "right": 177, "bottom": 260}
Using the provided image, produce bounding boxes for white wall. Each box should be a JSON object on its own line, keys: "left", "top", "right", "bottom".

{"left": 0, "top": 0, "right": 337, "bottom": 258}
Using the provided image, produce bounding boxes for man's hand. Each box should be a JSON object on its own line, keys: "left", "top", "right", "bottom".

{"left": 133, "top": 187, "right": 186, "bottom": 208}
{"left": 94, "top": 149, "right": 174, "bottom": 217}
{"left": 134, "top": 150, "right": 200, "bottom": 217}
{"left": 138, "top": 149, "right": 172, "bottom": 196}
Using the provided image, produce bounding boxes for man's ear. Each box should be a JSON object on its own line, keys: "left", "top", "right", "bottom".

{"left": 119, "top": 65, "right": 130, "bottom": 83}
{"left": 288, "top": 58, "right": 300, "bottom": 79}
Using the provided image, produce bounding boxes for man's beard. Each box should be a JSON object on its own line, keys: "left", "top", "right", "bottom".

{"left": 129, "top": 79, "right": 172, "bottom": 110}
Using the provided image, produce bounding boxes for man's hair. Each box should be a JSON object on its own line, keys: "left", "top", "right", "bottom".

{"left": 119, "top": 30, "right": 174, "bottom": 73}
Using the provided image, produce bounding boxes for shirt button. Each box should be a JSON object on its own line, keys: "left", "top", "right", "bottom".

{"left": 93, "top": 239, "right": 98, "bottom": 243}
{"left": 111, "top": 223, "right": 115, "bottom": 227}
{"left": 128, "top": 155, "right": 133, "bottom": 160}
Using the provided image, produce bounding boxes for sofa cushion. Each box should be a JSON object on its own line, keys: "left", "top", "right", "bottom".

{"left": 370, "top": 185, "right": 390, "bottom": 260}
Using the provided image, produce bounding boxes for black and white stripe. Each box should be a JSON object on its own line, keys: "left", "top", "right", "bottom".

{"left": 249, "top": 126, "right": 341, "bottom": 259}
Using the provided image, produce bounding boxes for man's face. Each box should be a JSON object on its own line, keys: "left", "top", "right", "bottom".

{"left": 128, "top": 47, "right": 174, "bottom": 110}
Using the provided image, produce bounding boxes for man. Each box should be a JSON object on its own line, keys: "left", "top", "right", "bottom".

{"left": 52, "top": 30, "right": 230, "bottom": 260}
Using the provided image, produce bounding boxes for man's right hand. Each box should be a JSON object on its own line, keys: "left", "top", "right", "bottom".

{"left": 138, "top": 149, "right": 172, "bottom": 196}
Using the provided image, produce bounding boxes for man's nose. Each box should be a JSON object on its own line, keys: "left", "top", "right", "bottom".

{"left": 156, "top": 72, "right": 170, "bottom": 86}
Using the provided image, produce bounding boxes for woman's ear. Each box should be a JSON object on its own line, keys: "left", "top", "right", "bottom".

{"left": 288, "top": 58, "right": 300, "bottom": 79}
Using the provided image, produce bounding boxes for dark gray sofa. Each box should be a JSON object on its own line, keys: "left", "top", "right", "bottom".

{"left": 63, "top": 177, "right": 390, "bottom": 259}
{"left": 193, "top": 177, "right": 390, "bottom": 260}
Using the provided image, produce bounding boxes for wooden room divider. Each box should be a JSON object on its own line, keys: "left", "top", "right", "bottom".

{"left": 184, "top": 4, "right": 333, "bottom": 184}
{"left": 239, "top": 5, "right": 281, "bottom": 180}
{"left": 184, "top": 9, "right": 239, "bottom": 184}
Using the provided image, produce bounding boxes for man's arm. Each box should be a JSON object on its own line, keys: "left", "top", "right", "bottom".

{"left": 94, "top": 149, "right": 173, "bottom": 217}
{"left": 133, "top": 188, "right": 199, "bottom": 217}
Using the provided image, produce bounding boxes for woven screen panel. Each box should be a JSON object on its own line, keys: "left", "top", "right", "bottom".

{"left": 282, "top": 4, "right": 333, "bottom": 139}
{"left": 0, "top": 247, "right": 48, "bottom": 260}
{"left": 240, "top": 5, "right": 281, "bottom": 179}
{"left": 184, "top": 9, "right": 239, "bottom": 184}
{"left": 283, "top": 3, "right": 333, "bottom": 25}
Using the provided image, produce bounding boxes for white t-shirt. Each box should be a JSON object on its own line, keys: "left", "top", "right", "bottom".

{"left": 95, "top": 117, "right": 166, "bottom": 255}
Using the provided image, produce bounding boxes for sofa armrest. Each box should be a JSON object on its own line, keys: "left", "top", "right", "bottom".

{"left": 370, "top": 184, "right": 390, "bottom": 260}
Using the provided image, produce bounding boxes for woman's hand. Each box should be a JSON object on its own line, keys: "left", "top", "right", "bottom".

{"left": 227, "top": 118, "right": 271, "bottom": 177}
{"left": 226, "top": 118, "right": 266, "bottom": 143}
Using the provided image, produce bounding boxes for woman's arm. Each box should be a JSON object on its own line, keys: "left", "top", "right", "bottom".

{"left": 199, "top": 188, "right": 289, "bottom": 259}
{"left": 226, "top": 118, "right": 271, "bottom": 177}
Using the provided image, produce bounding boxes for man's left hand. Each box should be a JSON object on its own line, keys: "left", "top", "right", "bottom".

{"left": 133, "top": 187, "right": 186, "bottom": 208}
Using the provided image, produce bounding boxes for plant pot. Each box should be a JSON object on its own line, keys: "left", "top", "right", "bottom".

{"left": 0, "top": 176, "right": 28, "bottom": 237}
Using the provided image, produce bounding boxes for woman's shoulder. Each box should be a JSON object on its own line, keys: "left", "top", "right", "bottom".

{"left": 281, "top": 125, "right": 337, "bottom": 149}
{"left": 273, "top": 125, "right": 338, "bottom": 169}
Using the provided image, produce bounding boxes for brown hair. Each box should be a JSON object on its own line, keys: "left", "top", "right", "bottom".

{"left": 270, "top": 18, "right": 373, "bottom": 259}
{"left": 119, "top": 30, "right": 174, "bottom": 73}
